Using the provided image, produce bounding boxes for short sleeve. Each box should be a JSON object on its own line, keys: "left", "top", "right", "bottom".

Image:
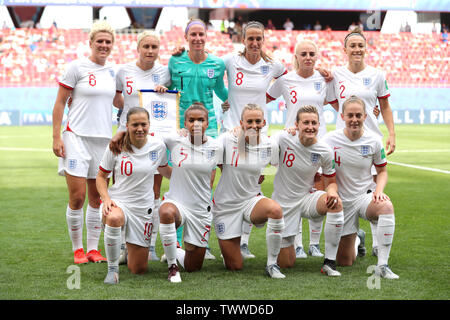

{"left": 273, "top": 60, "right": 287, "bottom": 79}
{"left": 376, "top": 70, "right": 390, "bottom": 99}
{"left": 270, "top": 136, "right": 280, "bottom": 166}
{"left": 325, "top": 80, "right": 337, "bottom": 104}
{"left": 373, "top": 138, "right": 387, "bottom": 167}
{"left": 160, "top": 66, "right": 172, "bottom": 88}
{"left": 157, "top": 142, "right": 168, "bottom": 167}
{"left": 267, "top": 77, "right": 283, "bottom": 100}
{"left": 99, "top": 146, "right": 116, "bottom": 173}
{"left": 321, "top": 146, "right": 336, "bottom": 177}
{"left": 216, "top": 132, "right": 228, "bottom": 165}
{"left": 59, "top": 61, "right": 78, "bottom": 89}
{"left": 115, "top": 66, "right": 124, "bottom": 92}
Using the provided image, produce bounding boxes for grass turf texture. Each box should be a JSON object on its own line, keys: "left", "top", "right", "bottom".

{"left": 0, "top": 124, "right": 449, "bottom": 300}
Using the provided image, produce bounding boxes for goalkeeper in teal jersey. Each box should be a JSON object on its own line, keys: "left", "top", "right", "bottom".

{"left": 165, "top": 18, "right": 228, "bottom": 260}
{"left": 168, "top": 18, "right": 228, "bottom": 138}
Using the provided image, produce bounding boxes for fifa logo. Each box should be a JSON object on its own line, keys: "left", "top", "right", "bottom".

{"left": 365, "top": 11, "right": 381, "bottom": 30}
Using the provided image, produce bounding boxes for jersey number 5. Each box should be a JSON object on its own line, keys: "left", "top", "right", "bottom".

{"left": 126, "top": 81, "right": 133, "bottom": 95}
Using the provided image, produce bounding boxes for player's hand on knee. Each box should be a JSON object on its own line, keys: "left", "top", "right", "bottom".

{"left": 372, "top": 192, "right": 390, "bottom": 204}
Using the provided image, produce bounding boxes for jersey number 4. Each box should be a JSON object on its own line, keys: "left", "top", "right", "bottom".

{"left": 334, "top": 151, "right": 341, "bottom": 167}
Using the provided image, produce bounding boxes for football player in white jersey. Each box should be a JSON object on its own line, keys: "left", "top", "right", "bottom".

{"left": 328, "top": 28, "right": 396, "bottom": 257}
{"left": 267, "top": 40, "right": 336, "bottom": 259}
{"left": 221, "top": 21, "right": 287, "bottom": 259}
{"left": 96, "top": 107, "right": 171, "bottom": 284}
{"left": 323, "top": 96, "right": 398, "bottom": 279}
{"left": 113, "top": 31, "right": 171, "bottom": 263}
{"left": 158, "top": 103, "right": 222, "bottom": 283}
{"left": 212, "top": 104, "right": 286, "bottom": 279}
{"left": 52, "top": 21, "right": 119, "bottom": 265}
{"left": 272, "top": 106, "right": 344, "bottom": 276}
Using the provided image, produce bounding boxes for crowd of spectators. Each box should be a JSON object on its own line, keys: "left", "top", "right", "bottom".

{"left": 0, "top": 24, "right": 448, "bottom": 87}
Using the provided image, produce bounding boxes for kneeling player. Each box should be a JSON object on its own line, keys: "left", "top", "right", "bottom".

{"left": 272, "top": 105, "right": 344, "bottom": 276}
{"left": 96, "top": 108, "right": 171, "bottom": 284}
{"left": 323, "top": 96, "right": 398, "bottom": 279}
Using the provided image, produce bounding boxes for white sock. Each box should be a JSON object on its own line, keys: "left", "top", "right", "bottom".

{"left": 176, "top": 247, "right": 186, "bottom": 269}
{"left": 85, "top": 205, "right": 102, "bottom": 253}
{"left": 376, "top": 214, "right": 395, "bottom": 266}
{"left": 150, "top": 199, "right": 160, "bottom": 247}
{"left": 324, "top": 211, "right": 344, "bottom": 261}
{"left": 354, "top": 234, "right": 361, "bottom": 259}
{"left": 240, "top": 221, "right": 252, "bottom": 246}
{"left": 159, "top": 223, "right": 178, "bottom": 266}
{"left": 370, "top": 221, "right": 378, "bottom": 248}
{"left": 294, "top": 219, "right": 303, "bottom": 248}
{"left": 266, "top": 218, "right": 285, "bottom": 266}
{"left": 66, "top": 205, "right": 84, "bottom": 251}
{"left": 104, "top": 225, "right": 122, "bottom": 268}
{"left": 309, "top": 218, "right": 323, "bottom": 246}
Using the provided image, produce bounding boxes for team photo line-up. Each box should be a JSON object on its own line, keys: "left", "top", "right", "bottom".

{"left": 52, "top": 17, "right": 398, "bottom": 285}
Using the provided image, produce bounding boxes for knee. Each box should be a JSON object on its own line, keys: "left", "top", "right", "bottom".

{"left": 337, "top": 255, "right": 355, "bottom": 267}
{"left": 225, "top": 262, "right": 243, "bottom": 271}
{"left": 105, "top": 211, "right": 124, "bottom": 227}
{"left": 267, "top": 202, "right": 283, "bottom": 220}
{"left": 159, "top": 205, "right": 176, "bottom": 223}
{"left": 128, "top": 265, "right": 147, "bottom": 275}
{"left": 69, "top": 191, "right": 86, "bottom": 209}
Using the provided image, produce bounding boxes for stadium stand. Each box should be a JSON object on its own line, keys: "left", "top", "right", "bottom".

{"left": 0, "top": 27, "right": 448, "bottom": 87}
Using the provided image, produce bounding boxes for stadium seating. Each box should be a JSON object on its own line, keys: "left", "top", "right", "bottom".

{"left": 0, "top": 27, "right": 448, "bottom": 87}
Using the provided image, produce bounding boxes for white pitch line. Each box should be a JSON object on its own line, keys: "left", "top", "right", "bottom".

{"left": 389, "top": 161, "right": 450, "bottom": 174}
{"left": 395, "top": 149, "right": 450, "bottom": 153}
{"left": 0, "top": 147, "right": 52, "bottom": 152}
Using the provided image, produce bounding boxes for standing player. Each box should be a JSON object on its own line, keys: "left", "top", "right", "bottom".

{"left": 328, "top": 28, "right": 396, "bottom": 257}
{"left": 272, "top": 106, "right": 343, "bottom": 276}
{"left": 212, "top": 104, "right": 285, "bottom": 279}
{"left": 221, "top": 21, "right": 287, "bottom": 259}
{"left": 96, "top": 107, "right": 171, "bottom": 284}
{"left": 323, "top": 96, "right": 398, "bottom": 279}
{"left": 267, "top": 39, "right": 335, "bottom": 259}
{"left": 113, "top": 31, "right": 171, "bottom": 263}
{"left": 169, "top": 17, "right": 228, "bottom": 138}
{"left": 167, "top": 18, "right": 228, "bottom": 258}
{"left": 158, "top": 103, "right": 222, "bottom": 283}
{"left": 52, "top": 20, "right": 118, "bottom": 264}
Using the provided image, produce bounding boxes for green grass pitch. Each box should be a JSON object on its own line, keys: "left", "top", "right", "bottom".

{"left": 0, "top": 124, "right": 449, "bottom": 300}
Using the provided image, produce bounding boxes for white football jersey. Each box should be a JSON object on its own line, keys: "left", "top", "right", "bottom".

{"left": 99, "top": 136, "right": 168, "bottom": 211}
{"left": 267, "top": 70, "right": 334, "bottom": 139}
{"left": 329, "top": 65, "right": 390, "bottom": 139}
{"left": 322, "top": 128, "right": 387, "bottom": 202}
{"left": 213, "top": 132, "right": 279, "bottom": 206}
{"left": 272, "top": 131, "right": 335, "bottom": 203}
{"left": 116, "top": 62, "right": 171, "bottom": 131}
{"left": 222, "top": 54, "right": 286, "bottom": 131}
{"left": 162, "top": 134, "right": 223, "bottom": 214}
{"left": 59, "top": 58, "right": 117, "bottom": 138}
